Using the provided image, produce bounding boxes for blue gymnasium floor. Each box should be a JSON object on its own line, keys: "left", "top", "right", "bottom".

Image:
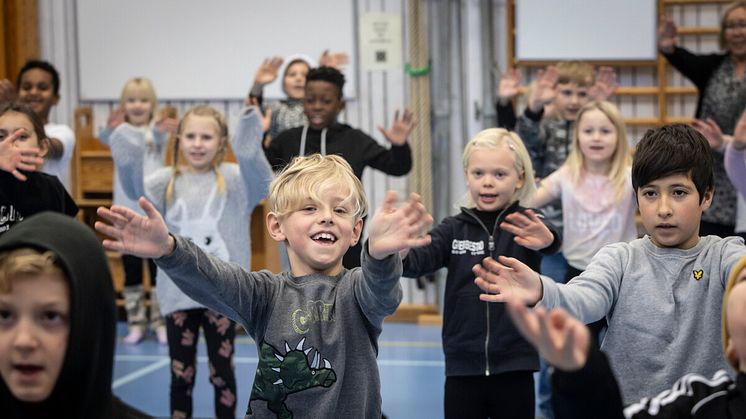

{"left": 113, "top": 322, "right": 445, "bottom": 418}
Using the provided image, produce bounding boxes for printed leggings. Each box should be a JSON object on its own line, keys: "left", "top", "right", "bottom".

{"left": 166, "top": 308, "right": 237, "bottom": 419}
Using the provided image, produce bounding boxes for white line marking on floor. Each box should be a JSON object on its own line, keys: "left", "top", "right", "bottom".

{"left": 112, "top": 357, "right": 170, "bottom": 389}
{"left": 115, "top": 355, "right": 444, "bottom": 368}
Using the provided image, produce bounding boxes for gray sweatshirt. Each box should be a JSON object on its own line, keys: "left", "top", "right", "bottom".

{"left": 157, "top": 235, "right": 403, "bottom": 418}
{"left": 102, "top": 123, "right": 168, "bottom": 214}
{"left": 540, "top": 235, "right": 746, "bottom": 403}
{"left": 111, "top": 109, "right": 273, "bottom": 315}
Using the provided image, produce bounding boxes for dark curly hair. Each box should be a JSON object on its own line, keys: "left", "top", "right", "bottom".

{"left": 17, "top": 59, "right": 61, "bottom": 97}
{"left": 306, "top": 66, "right": 345, "bottom": 99}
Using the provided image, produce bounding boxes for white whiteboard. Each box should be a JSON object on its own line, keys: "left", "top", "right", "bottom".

{"left": 515, "top": 0, "right": 657, "bottom": 61}
{"left": 76, "top": 0, "right": 357, "bottom": 100}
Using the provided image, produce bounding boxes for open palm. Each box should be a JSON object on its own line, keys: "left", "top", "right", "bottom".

{"left": 95, "top": 197, "right": 173, "bottom": 258}
{"left": 378, "top": 108, "right": 415, "bottom": 146}
{"left": 368, "top": 191, "right": 433, "bottom": 259}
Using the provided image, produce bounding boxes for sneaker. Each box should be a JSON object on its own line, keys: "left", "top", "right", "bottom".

{"left": 156, "top": 326, "right": 168, "bottom": 346}
{"left": 123, "top": 327, "right": 144, "bottom": 345}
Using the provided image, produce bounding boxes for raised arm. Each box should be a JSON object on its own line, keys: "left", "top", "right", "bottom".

{"left": 657, "top": 15, "right": 678, "bottom": 54}
{"left": 97, "top": 107, "right": 126, "bottom": 146}
{"left": 368, "top": 191, "right": 433, "bottom": 259}
{"left": 109, "top": 123, "right": 147, "bottom": 200}
{"left": 95, "top": 197, "right": 173, "bottom": 259}
{"left": 248, "top": 56, "right": 283, "bottom": 102}
{"left": 356, "top": 191, "right": 433, "bottom": 326}
{"left": 230, "top": 106, "right": 274, "bottom": 207}
{"left": 95, "top": 197, "right": 273, "bottom": 329}
{"left": 505, "top": 299, "right": 626, "bottom": 419}
{"left": 318, "top": 50, "right": 349, "bottom": 70}
{"left": 377, "top": 108, "right": 415, "bottom": 147}
{"left": 495, "top": 68, "right": 521, "bottom": 130}
{"left": 588, "top": 67, "right": 618, "bottom": 102}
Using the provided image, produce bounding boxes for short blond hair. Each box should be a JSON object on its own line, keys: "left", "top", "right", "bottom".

{"left": 0, "top": 248, "right": 65, "bottom": 293}
{"left": 268, "top": 154, "right": 368, "bottom": 220}
{"left": 556, "top": 61, "right": 594, "bottom": 87}
{"left": 462, "top": 128, "right": 536, "bottom": 206}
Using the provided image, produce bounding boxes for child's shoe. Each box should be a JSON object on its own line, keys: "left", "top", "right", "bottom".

{"left": 123, "top": 327, "right": 144, "bottom": 345}
{"left": 156, "top": 325, "right": 168, "bottom": 346}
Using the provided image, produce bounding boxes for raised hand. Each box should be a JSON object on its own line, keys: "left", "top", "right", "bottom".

{"left": 378, "top": 108, "right": 414, "bottom": 146}
{"left": 0, "top": 79, "right": 16, "bottom": 103}
{"left": 246, "top": 97, "right": 273, "bottom": 133}
{"left": 528, "top": 66, "right": 559, "bottom": 113}
{"left": 692, "top": 118, "right": 726, "bottom": 151}
{"left": 589, "top": 66, "right": 618, "bottom": 101}
{"left": 0, "top": 128, "right": 44, "bottom": 180}
{"left": 505, "top": 299, "right": 590, "bottom": 371}
{"left": 106, "top": 107, "right": 126, "bottom": 130}
{"left": 658, "top": 15, "right": 678, "bottom": 53}
{"left": 500, "top": 209, "right": 554, "bottom": 251}
{"left": 733, "top": 109, "right": 746, "bottom": 150}
{"left": 155, "top": 107, "right": 179, "bottom": 135}
{"left": 497, "top": 68, "right": 522, "bottom": 104}
{"left": 318, "top": 50, "right": 349, "bottom": 70}
{"left": 473, "top": 256, "right": 543, "bottom": 305}
{"left": 368, "top": 191, "right": 433, "bottom": 260}
{"left": 95, "top": 197, "right": 174, "bottom": 258}
{"left": 254, "top": 56, "right": 283, "bottom": 86}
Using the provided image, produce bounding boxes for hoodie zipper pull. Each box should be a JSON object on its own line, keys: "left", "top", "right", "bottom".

{"left": 488, "top": 236, "right": 495, "bottom": 252}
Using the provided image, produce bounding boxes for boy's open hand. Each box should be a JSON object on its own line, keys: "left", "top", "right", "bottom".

{"left": 505, "top": 299, "right": 590, "bottom": 371}
{"left": 378, "top": 108, "right": 414, "bottom": 146}
{"left": 589, "top": 66, "right": 617, "bottom": 101}
{"left": 0, "top": 128, "right": 43, "bottom": 180}
{"left": 528, "top": 66, "right": 559, "bottom": 113}
{"left": 473, "top": 256, "right": 542, "bottom": 305}
{"left": 368, "top": 191, "right": 433, "bottom": 260}
{"left": 497, "top": 68, "right": 522, "bottom": 104}
{"left": 95, "top": 197, "right": 174, "bottom": 258}
{"left": 500, "top": 209, "right": 554, "bottom": 251}
{"left": 254, "top": 56, "right": 283, "bottom": 86}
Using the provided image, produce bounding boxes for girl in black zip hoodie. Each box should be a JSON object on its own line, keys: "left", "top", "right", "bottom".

{"left": 403, "top": 128, "right": 560, "bottom": 419}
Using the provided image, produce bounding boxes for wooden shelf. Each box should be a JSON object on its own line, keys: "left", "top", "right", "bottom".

{"left": 678, "top": 27, "right": 719, "bottom": 35}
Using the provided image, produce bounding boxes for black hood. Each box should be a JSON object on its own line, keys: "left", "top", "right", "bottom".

{"left": 0, "top": 212, "right": 117, "bottom": 419}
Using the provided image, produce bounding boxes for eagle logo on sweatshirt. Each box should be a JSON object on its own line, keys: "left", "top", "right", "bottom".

{"left": 693, "top": 270, "right": 704, "bottom": 281}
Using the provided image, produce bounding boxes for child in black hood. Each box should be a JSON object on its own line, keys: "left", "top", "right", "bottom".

{"left": 0, "top": 212, "right": 149, "bottom": 419}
